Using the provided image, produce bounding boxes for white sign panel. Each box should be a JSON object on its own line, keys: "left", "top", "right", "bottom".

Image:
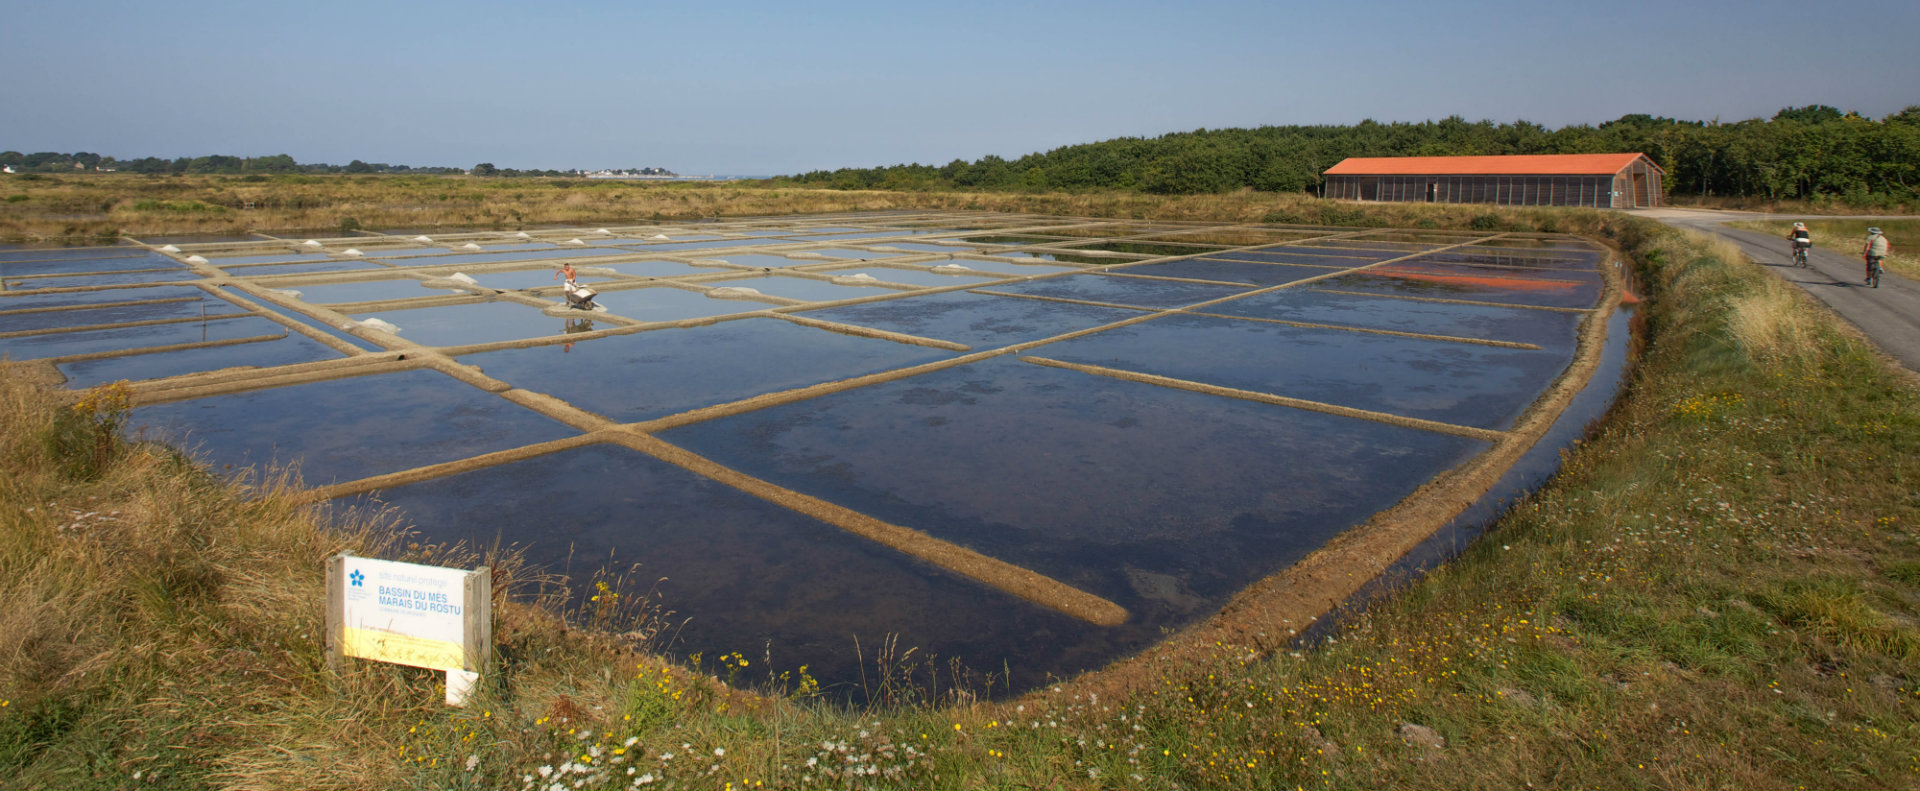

{"left": 336, "top": 555, "right": 479, "bottom": 671}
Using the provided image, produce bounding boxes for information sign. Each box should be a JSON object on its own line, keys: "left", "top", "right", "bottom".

{"left": 326, "top": 554, "right": 491, "bottom": 705}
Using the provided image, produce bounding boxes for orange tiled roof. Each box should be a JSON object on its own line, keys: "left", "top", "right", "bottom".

{"left": 1323, "top": 153, "right": 1659, "bottom": 176}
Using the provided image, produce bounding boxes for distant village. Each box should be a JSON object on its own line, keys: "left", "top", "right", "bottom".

{"left": 580, "top": 167, "right": 681, "bottom": 179}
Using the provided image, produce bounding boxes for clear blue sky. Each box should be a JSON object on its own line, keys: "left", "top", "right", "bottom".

{"left": 3, "top": 0, "right": 1914, "bottom": 175}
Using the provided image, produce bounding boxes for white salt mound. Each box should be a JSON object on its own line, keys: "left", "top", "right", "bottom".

{"left": 514, "top": 231, "right": 533, "bottom": 240}
{"left": 159, "top": 244, "right": 181, "bottom": 253}
{"left": 302, "top": 240, "right": 323, "bottom": 248}
{"left": 347, "top": 317, "right": 401, "bottom": 334}
{"left": 447, "top": 272, "right": 479, "bottom": 286}
{"left": 594, "top": 228, "right": 614, "bottom": 235}
{"left": 460, "top": 243, "right": 483, "bottom": 251}
{"left": 708, "top": 287, "right": 764, "bottom": 298}
{"left": 933, "top": 263, "right": 974, "bottom": 273}
{"left": 413, "top": 235, "right": 434, "bottom": 243}
{"left": 184, "top": 255, "right": 209, "bottom": 264}
{"left": 341, "top": 248, "right": 365, "bottom": 257}
{"left": 562, "top": 238, "right": 585, "bottom": 245}
{"left": 649, "top": 234, "right": 671, "bottom": 240}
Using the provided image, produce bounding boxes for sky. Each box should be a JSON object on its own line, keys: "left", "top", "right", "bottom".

{"left": 3, "top": 0, "right": 1915, "bottom": 176}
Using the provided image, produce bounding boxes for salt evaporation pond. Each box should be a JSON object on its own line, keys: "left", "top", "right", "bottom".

{"left": 0, "top": 214, "right": 1622, "bottom": 698}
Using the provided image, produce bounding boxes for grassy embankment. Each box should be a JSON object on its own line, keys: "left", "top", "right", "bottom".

{"left": 3, "top": 189, "right": 1918, "bottom": 789}
{"left": 0, "top": 171, "right": 1734, "bottom": 244}
{"left": 2, "top": 172, "right": 1909, "bottom": 244}
{"left": 1734, "top": 218, "right": 1920, "bottom": 281}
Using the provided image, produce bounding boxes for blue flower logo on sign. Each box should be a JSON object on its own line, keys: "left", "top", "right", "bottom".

{"left": 350, "top": 570, "right": 365, "bottom": 587}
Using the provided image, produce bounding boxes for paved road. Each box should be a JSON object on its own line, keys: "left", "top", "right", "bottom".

{"left": 1638, "top": 208, "right": 1920, "bottom": 374}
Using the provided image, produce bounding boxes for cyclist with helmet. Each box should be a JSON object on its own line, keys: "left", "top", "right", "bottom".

{"left": 1786, "top": 222, "right": 1812, "bottom": 265}
{"left": 1863, "top": 227, "right": 1890, "bottom": 284}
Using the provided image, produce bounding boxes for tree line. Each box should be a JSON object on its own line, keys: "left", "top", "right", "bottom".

{"left": 0, "top": 152, "right": 671, "bottom": 178}
{"left": 773, "top": 106, "right": 1920, "bottom": 204}
{"left": 0, "top": 151, "right": 471, "bottom": 176}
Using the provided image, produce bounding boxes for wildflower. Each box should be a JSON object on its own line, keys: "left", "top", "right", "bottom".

{"left": 714, "top": 748, "right": 725, "bottom": 757}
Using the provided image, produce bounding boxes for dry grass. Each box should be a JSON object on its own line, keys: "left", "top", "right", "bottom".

{"left": 0, "top": 174, "right": 1611, "bottom": 243}
{"left": 1717, "top": 236, "right": 1827, "bottom": 365}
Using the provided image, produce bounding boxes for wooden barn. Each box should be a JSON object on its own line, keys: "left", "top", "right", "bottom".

{"left": 1322, "top": 153, "right": 1665, "bottom": 208}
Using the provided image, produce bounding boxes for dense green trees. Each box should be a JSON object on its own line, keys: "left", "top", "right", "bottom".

{"left": 775, "top": 108, "right": 1920, "bottom": 204}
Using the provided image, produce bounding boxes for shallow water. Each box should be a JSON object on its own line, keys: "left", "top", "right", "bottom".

{"left": 130, "top": 368, "right": 578, "bottom": 484}
{"left": 342, "top": 443, "right": 1110, "bottom": 694}
{"left": 1035, "top": 312, "right": 1570, "bottom": 431}
{"left": 1319, "top": 267, "right": 1601, "bottom": 309}
{"left": 381, "top": 248, "right": 629, "bottom": 268}
{"left": 351, "top": 301, "right": 583, "bottom": 346}
{"left": 811, "top": 265, "right": 1004, "bottom": 289}
{"left": 975, "top": 273, "right": 1255, "bottom": 309}
{"left": 653, "top": 357, "right": 1487, "bottom": 689}
{"left": 0, "top": 284, "right": 213, "bottom": 311}
{"left": 787, "top": 248, "right": 910, "bottom": 260}
{"left": 464, "top": 269, "right": 614, "bottom": 291}
{"left": 0, "top": 314, "right": 290, "bottom": 360}
{"left": 283, "top": 279, "right": 439, "bottom": 304}
{"left": 221, "top": 259, "right": 390, "bottom": 276}
{"left": 871, "top": 242, "right": 973, "bottom": 254}
{"left": 0, "top": 291, "right": 246, "bottom": 333}
{"left": 582, "top": 285, "right": 784, "bottom": 321}
{"left": 1215, "top": 246, "right": 1403, "bottom": 266}
{"left": 702, "top": 274, "right": 902, "bottom": 302}
{"left": 459, "top": 317, "right": 956, "bottom": 423}
{"left": 625, "top": 238, "right": 795, "bottom": 252}
{"left": 597, "top": 260, "right": 733, "bottom": 278}
{"left": 1203, "top": 288, "right": 1584, "bottom": 349}
{"left": 0, "top": 246, "right": 147, "bottom": 263}
{"left": 1118, "top": 258, "right": 1333, "bottom": 286}
{"left": 0, "top": 250, "right": 187, "bottom": 275}
{"left": 60, "top": 330, "right": 344, "bottom": 386}
{"left": 200, "top": 253, "right": 338, "bottom": 268}
{"left": 689, "top": 254, "right": 819, "bottom": 270}
{"left": 797, "top": 290, "right": 1146, "bottom": 350}
{"left": 931, "top": 258, "right": 1078, "bottom": 277}
{"left": 8, "top": 269, "right": 202, "bottom": 290}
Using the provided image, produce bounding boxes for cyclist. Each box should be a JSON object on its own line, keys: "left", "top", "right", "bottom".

{"left": 1863, "top": 227, "right": 1890, "bottom": 284}
{"left": 1786, "top": 222, "right": 1812, "bottom": 265}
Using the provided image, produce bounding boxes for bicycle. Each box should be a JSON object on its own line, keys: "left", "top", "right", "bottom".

{"left": 1791, "top": 244, "right": 1810, "bottom": 268}
{"left": 1867, "top": 257, "right": 1884, "bottom": 288}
